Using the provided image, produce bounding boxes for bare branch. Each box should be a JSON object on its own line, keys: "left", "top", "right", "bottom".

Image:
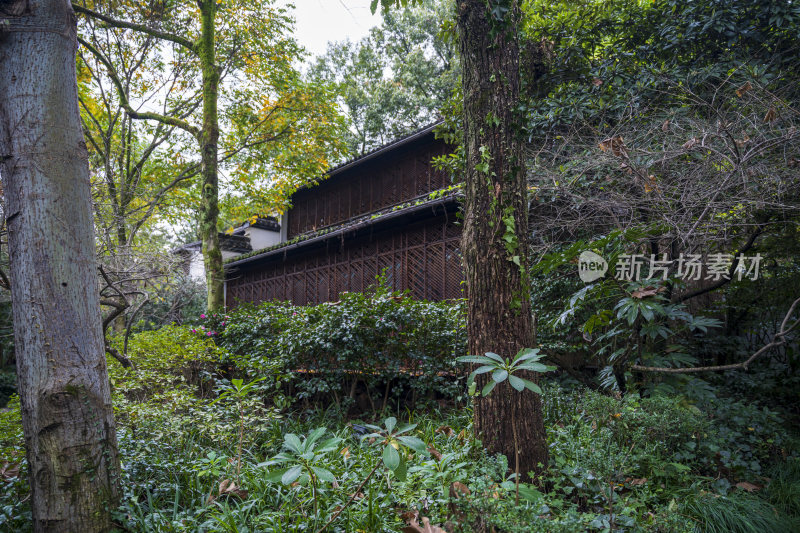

{"left": 675, "top": 227, "right": 763, "bottom": 303}
{"left": 98, "top": 266, "right": 134, "bottom": 368}
{"left": 631, "top": 297, "right": 800, "bottom": 373}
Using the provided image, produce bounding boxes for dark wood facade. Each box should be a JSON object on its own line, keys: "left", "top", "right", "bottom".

{"left": 286, "top": 136, "right": 451, "bottom": 238}
{"left": 224, "top": 125, "right": 464, "bottom": 306}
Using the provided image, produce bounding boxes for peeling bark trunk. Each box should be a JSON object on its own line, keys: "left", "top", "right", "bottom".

{"left": 198, "top": 0, "right": 224, "bottom": 312}
{"left": 457, "top": 0, "right": 548, "bottom": 477}
{"left": 0, "top": 0, "right": 121, "bottom": 530}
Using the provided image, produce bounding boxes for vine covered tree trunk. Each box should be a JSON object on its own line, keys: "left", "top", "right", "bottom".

{"left": 198, "top": 0, "right": 224, "bottom": 311}
{"left": 457, "top": 0, "right": 548, "bottom": 477}
{"left": 0, "top": 0, "right": 121, "bottom": 530}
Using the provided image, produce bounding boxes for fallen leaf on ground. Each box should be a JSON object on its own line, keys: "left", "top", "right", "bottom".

{"left": 218, "top": 479, "right": 248, "bottom": 500}
{"left": 436, "top": 426, "right": 455, "bottom": 438}
{"left": 0, "top": 463, "right": 20, "bottom": 480}
{"left": 399, "top": 510, "right": 418, "bottom": 522}
{"left": 427, "top": 445, "right": 443, "bottom": 461}
{"left": 735, "top": 481, "right": 761, "bottom": 492}
{"left": 400, "top": 510, "right": 448, "bottom": 533}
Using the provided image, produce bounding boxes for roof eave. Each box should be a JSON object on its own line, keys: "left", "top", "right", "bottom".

{"left": 224, "top": 194, "right": 460, "bottom": 270}
{"left": 326, "top": 122, "right": 441, "bottom": 177}
{"left": 294, "top": 121, "right": 443, "bottom": 193}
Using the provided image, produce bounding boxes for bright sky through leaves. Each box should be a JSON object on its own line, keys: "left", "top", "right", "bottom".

{"left": 280, "top": 0, "right": 380, "bottom": 58}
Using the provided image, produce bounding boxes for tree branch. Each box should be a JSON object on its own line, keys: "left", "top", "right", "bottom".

{"left": 126, "top": 163, "right": 200, "bottom": 240}
{"left": 105, "top": 344, "right": 133, "bottom": 369}
{"left": 631, "top": 297, "right": 800, "bottom": 373}
{"left": 72, "top": 3, "right": 197, "bottom": 53}
{"left": 98, "top": 266, "right": 134, "bottom": 368}
{"left": 77, "top": 36, "right": 200, "bottom": 137}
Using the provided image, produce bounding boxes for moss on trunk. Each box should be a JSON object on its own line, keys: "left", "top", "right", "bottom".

{"left": 457, "top": 0, "right": 549, "bottom": 478}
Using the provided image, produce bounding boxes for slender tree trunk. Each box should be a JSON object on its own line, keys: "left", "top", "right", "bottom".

{"left": 74, "top": 2, "right": 231, "bottom": 312}
{"left": 0, "top": 0, "right": 121, "bottom": 530}
{"left": 457, "top": 0, "right": 548, "bottom": 477}
{"left": 198, "top": 0, "right": 224, "bottom": 311}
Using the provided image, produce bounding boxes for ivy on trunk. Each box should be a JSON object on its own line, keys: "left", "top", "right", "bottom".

{"left": 456, "top": 0, "right": 549, "bottom": 477}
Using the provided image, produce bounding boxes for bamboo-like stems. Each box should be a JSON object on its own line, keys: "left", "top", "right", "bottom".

{"left": 512, "top": 398, "right": 520, "bottom": 505}
{"left": 315, "top": 460, "right": 383, "bottom": 533}
{"left": 236, "top": 399, "right": 244, "bottom": 484}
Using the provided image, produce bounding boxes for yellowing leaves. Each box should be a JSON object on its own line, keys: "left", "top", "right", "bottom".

{"left": 763, "top": 107, "right": 778, "bottom": 123}
{"left": 644, "top": 174, "right": 660, "bottom": 194}
{"left": 598, "top": 135, "right": 627, "bottom": 157}
{"left": 735, "top": 81, "right": 752, "bottom": 97}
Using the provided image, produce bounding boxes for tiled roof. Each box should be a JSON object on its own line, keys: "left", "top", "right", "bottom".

{"left": 172, "top": 233, "right": 252, "bottom": 254}
{"left": 326, "top": 121, "right": 442, "bottom": 176}
{"left": 294, "top": 121, "right": 443, "bottom": 194}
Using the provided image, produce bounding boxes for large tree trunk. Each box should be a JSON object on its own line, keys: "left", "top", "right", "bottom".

{"left": 0, "top": 0, "right": 121, "bottom": 531}
{"left": 457, "top": 0, "right": 548, "bottom": 477}
{"left": 198, "top": 0, "right": 224, "bottom": 311}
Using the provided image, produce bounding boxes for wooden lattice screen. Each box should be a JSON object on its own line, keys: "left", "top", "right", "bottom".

{"left": 287, "top": 139, "right": 450, "bottom": 238}
{"left": 226, "top": 213, "right": 463, "bottom": 306}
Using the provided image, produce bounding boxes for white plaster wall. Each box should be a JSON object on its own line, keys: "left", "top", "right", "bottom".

{"left": 188, "top": 252, "right": 205, "bottom": 282}
{"left": 245, "top": 227, "right": 282, "bottom": 250}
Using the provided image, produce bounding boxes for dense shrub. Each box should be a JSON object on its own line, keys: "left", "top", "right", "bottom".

{"left": 542, "top": 384, "right": 800, "bottom": 482}
{"left": 0, "top": 286, "right": 796, "bottom": 531}
{"left": 107, "top": 325, "right": 230, "bottom": 427}
{"left": 208, "top": 283, "right": 467, "bottom": 405}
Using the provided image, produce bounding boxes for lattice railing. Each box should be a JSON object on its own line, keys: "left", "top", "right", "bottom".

{"left": 226, "top": 214, "right": 463, "bottom": 307}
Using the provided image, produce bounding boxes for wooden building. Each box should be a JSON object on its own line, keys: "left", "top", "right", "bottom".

{"left": 223, "top": 123, "right": 464, "bottom": 307}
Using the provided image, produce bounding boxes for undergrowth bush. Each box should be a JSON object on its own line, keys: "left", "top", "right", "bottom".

{"left": 0, "top": 394, "right": 27, "bottom": 529}
{"left": 765, "top": 458, "right": 800, "bottom": 517}
{"left": 543, "top": 383, "right": 799, "bottom": 483}
{"left": 683, "top": 490, "right": 800, "bottom": 533}
{"left": 210, "top": 282, "right": 467, "bottom": 406}
{"left": 0, "top": 287, "right": 796, "bottom": 531}
{"left": 108, "top": 325, "right": 225, "bottom": 423}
